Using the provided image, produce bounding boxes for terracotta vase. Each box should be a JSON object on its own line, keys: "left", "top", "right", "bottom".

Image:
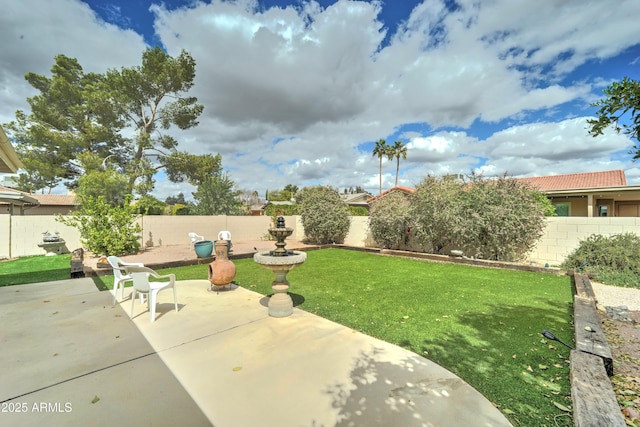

{"left": 208, "top": 240, "right": 236, "bottom": 287}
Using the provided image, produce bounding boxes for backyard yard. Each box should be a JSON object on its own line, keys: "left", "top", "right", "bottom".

{"left": 2, "top": 249, "right": 575, "bottom": 426}
{"left": 94, "top": 248, "right": 574, "bottom": 425}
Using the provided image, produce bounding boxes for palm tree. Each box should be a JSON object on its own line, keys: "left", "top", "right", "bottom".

{"left": 372, "top": 139, "right": 388, "bottom": 194}
{"left": 392, "top": 140, "right": 408, "bottom": 186}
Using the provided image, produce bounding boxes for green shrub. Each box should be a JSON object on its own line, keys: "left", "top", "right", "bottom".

{"left": 562, "top": 233, "right": 640, "bottom": 287}
{"left": 135, "top": 195, "right": 166, "bottom": 215}
{"left": 347, "top": 206, "right": 368, "bottom": 216}
{"left": 57, "top": 195, "right": 141, "bottom": 256}
{"left": 170, "top": 203, "right": 190, "bottom": 215}
{"left": 297, "top": 186, "right": 350, "bottom": 244}
{"left": 461, "top": 175, "right": 549, "bottom": 261}
{"left": 369, "top": 191, "right": 412, "bottom": 249}
{"left": 265, "top": 203, "right": 299, "bottom": 217}
{"left": 410, "top": 174, "right": 550, "bottom": 261}
{"left": 410, "top": 175, "right": 466, "bottom": 253}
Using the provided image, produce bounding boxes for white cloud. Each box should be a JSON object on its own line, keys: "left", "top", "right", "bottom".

{"left": 1, "top": 0, "right": 639, "bottom": 201}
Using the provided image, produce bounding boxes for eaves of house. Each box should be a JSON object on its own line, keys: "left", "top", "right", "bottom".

{"left": 0, "top": 125, "right": 22, "bottom": 174}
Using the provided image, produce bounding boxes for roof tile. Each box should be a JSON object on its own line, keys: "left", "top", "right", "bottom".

{"left": 517, "top": 170, "right": 626, "bottom": 191}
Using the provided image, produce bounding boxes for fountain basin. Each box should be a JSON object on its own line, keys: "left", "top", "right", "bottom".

{"left": 253, "top": 251, "right": 307, "bottom": 268}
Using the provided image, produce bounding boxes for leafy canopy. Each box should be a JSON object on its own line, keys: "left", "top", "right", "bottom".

{"left": 6, "top": 47, "right": 216, "bottom": 196}
{"left": 190, "top": 172, "right": 244, "bottom": 216}
{"left": 6, "top": 54, "right": 125, "bottom": 192}
{"left": 368, "top": 191, "right": 412, "bottom": 249}
{"left": 588, "top": 76, "right": 640, "bottom": 159}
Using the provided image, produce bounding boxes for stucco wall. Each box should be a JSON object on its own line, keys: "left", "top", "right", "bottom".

{"left": 4, "top": 215, "right": 640, "bottom": 266}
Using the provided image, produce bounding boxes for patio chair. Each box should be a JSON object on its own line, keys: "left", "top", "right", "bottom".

{"left": 107, "top": 256, "right": 144, "bottom": 305}
{"left": 125, "top": 266, "right": 178, "bottom": 323}
{"left": 217, "top": 230, "right": 232, "bottom": 252}
{"left": 189, "top": 232, "right": 205, "bottom": 247}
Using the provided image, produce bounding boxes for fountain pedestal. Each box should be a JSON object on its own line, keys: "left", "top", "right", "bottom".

{"left": 253, "top": 254, "right": 307, "bottom": 317}
{"left": 253, "top": 216, "right": 306, "bottom": 317}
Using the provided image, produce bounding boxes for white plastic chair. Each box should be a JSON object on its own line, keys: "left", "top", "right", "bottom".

{"left": 189, "top": 232, "right": 204, "bottom": 247}
{"left": 107, "top": 256, "right": 144, "bottom": 305}
{"left": 217, "top": 230, "right": 232, "bottom": 252}
{"left": 125, "top": 266, "right": 178, "bottom": 323}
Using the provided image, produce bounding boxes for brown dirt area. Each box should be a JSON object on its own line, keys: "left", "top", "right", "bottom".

{"left": 600, "top": 310, "right": 640, "bottom": 425}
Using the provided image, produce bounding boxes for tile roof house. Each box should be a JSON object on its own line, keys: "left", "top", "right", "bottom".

{"left": 517, "top": 170, "right": 627, "bottom": 191}
{"left": 366, "top": 171, "right": 640, "bottom": 217}
{"left": 516, "top": 170, "right": 640, "bottom": 217}
{"left": 0, "top": 185, "right": 78, "bottom": 215}
{"left": 366, "top": 186, "right": 416, "bottom": 204}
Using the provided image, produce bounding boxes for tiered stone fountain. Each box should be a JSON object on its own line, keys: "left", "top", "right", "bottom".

{"left": 253, "top": 217, "right": 307, "bottom": 317}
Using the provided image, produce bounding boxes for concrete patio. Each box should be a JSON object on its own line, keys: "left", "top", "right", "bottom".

{"left": 0, "top": 253, "right": 513, "bottom": 426}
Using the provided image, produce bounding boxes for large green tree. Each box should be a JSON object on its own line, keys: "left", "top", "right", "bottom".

{"left": 104, "top": 46, "right": 205, "bottom": 194}
{"left": 7, "top": 55, "right": 126, "bottom": 192}
{"left": 190, "top": 172, "right": 243, "bottom": 215}
{"left": 7, "top": 47, "right": 213, "bottom": 196}
{"left": 588, "top": 76, "right": 640, "bottom": 159}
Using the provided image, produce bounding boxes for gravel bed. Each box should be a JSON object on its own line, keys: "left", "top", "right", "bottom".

{"left": 591, "top": 281, "right": 640, "bottom": 311}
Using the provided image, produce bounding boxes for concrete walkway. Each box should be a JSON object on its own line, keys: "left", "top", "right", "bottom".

{"left": 1, "top": 249, "right": 513, "bottom": 426}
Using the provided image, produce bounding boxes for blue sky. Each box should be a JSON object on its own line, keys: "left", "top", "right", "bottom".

{"left": 1, "top": 0, "right": 640, "bottom": 200}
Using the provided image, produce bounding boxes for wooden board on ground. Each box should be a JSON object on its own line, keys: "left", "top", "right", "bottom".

{"left": 574, "top": 295, "right": 613, "bottom": 376}
{"left": 571, "top": 350, "right": 625, "bottom": 427}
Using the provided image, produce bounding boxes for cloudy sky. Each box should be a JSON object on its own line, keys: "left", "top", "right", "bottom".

{"left": 1, "top": 0, "right": 639, "bottom": 200}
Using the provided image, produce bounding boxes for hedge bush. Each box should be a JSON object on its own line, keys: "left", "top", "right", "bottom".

{"left": 369, "top": 191, "right": 412, "bottom": 249}
{"left": 297, "top": 186, "right": 350, "bottom": 244}
{"left": 561, "top": 233, "right": 640, "bottom": 287}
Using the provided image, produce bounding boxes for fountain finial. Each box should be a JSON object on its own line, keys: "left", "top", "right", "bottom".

{"left": 268, "top": 216, "right": 293, "bottom": 256}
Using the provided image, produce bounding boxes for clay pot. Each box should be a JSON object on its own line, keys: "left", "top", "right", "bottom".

{"left": 208, "top": 240, "right": 236, "bottom": 287}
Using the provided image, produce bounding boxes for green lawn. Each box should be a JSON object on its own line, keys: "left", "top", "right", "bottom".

{"left": 7, "top": 249, "right": 575, "bottom": 425}
{"left": 0, "top": 254, "right": 72, "bottom": 286}
{"left": 97, "top": 248, "right": 574, "bottom": 425}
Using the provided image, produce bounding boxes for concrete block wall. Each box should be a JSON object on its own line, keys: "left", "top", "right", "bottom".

{"left": 527, "top": 217, "right": 640, "bottom": 266}
{"left": 138, "top": 215, "right": 275, "bottom": 247}
{"left": 4, "top": 214, "right": 640, "bottom": 265}
{"left": 1, "top": 215, "right": 81, "bottom": 259}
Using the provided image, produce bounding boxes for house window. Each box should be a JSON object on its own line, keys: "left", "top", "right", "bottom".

{"left": 598, "top": 205, "right": 608, "bottom": 217}
{"left": 553, "top": 203, "right": 570, "bottom": 216}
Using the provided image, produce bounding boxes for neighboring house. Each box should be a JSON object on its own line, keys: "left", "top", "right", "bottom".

{"left": 250, "top": 204, "right": 265, "bottom": 216}
{"left": 365, "top": 171, "right": 640, "bottom": 217}
{"left": 25, "top": 192, "right": 78, "bottom": 215}
{"left": 341, "top": 192, "right": 372, "bottom": 209}
{"left": 517, "top": 170, "right": 640, "bottom": 217}
{"left": 366, "top": 186, "right": 416, "bottom": 204}
{"left": 0, "top": 185, "right": 78, "bottom": 215}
